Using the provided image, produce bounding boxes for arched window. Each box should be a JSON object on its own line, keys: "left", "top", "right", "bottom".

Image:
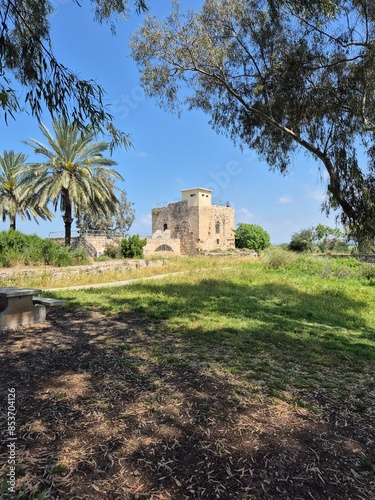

{"left": 163, "top": 223, "right": 168, "bottom": 231}
{"left": 155, "top": 244, "right": 174, "bottom": 252}
{"left": 215, "top": 222, "right": 220, "bottom": 234}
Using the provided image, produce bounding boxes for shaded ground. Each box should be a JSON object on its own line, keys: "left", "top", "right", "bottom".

{"left": 0, "top": 308, "right": 374, "bottom": 499}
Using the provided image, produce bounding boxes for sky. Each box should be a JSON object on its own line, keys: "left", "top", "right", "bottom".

{"left": 0, "top": 0, "right": 342, "bottom": 244}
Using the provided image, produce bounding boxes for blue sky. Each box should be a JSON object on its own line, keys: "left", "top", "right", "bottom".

{"left": 0, "top": 0, "right": 341, "bottom": 244}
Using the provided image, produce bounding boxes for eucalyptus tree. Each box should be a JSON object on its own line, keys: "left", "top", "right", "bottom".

{"left": 0, "top": 0, "right": 148, "bottom": 149}
{"left": 23, "top": 119, "right": 124, "bottom": 246}
{"left": 76, "top": 191, "right": 135, "bottom": 237}
{"left": 130, "top": 0, "right": 375, "bottom": 247}
{"left": 0, "top": 150, "right": 53, "bottom": 230}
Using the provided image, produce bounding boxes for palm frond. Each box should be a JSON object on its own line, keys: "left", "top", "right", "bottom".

{"left": 23, "top": 118, "right": 123, "bottom": 243}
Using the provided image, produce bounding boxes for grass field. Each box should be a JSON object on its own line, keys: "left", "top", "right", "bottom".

{"left": 55, "top": 256, "right": 375, "bottom": 402}
{"left": 1, "top": 253, "right": 375, "bottom": 498}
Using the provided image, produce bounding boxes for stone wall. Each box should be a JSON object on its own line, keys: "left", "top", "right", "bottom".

{"left": 52, "top": 236, "right": 117, "bottom": 257}
{"left": 144, "top": 237, "right": 180, "bottom": 256}
{"left": 0, "top": 259, "right": 165, "bottom": 281}
{"left": 196, "top": 205, "right": 235, "bottom": 252}
{"left": 332, "top": 253, "right": 375, "bottom": 264}
{"left": 152, "top": 201, "right": 235, "bottom": 254}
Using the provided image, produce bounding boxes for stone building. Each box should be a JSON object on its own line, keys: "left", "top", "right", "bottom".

{"left": 150, "top": 187, "right": 235, "bottom": 255}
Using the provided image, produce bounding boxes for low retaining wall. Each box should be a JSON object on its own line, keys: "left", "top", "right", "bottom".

{"left": 325, "top": 253, "right": 375, "bottom": 264}
{"left": 0, "top": 259, "right": 165, "bottom": 281}
{"left": 353, "top": 254, "right": 375, "bottom": 264}
{"left": 202, "top": 251, "right": 259, "bottom": 257}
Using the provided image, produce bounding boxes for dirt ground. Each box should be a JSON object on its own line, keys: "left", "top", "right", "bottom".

{"left": 0, "top": 308, "right": 374, "bottom": 499}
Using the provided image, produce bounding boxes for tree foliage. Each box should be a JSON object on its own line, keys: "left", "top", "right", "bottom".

{"left": 314, "top": 224, "right": 345, "bottom": 252}
{"left": 235, "top": 223, "right": 271, "bottom": 252}
{"left": 0, "top": 149, "right": 53, "bottom": 230}
{"left": 120, "top": 234, "right": 147, "bottom": 258}
{"left": 288, "top": 224, "right": 346, "bottom": 252}
{"left": 76, "top": 191, "right": 135, "bottom": 237}
{"left": 0, "top": 229, "right": 89, "bottom": 267}
{"left": 0, "top": 0, "right": 148, "bottom": 148}
{"left": 288, "top": 228, "right": 316, "bottom": 253}
{"left": 130, "top": 0, "right": 375, "bottom": 245}
{"left": 21, "top": 119, "right": 124, "bottom": 246}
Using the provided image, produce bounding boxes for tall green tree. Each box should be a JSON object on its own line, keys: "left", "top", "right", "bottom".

{"left": 130, "top": 0, "right": 375, "bottom": 247}
{"left": 0, "top": 150, "right": 53, "bottom": 230}
{"left": 0, "top": 0, "right": 148, "bottom": 148}
{"left": 76, "top": 191, "right": 135, "bottom": 237}
{"left": 22, "top": 119, "right": 124, "bottom": 246}
{"left": 235, "top": 223, "right": 271, "bottom": 252}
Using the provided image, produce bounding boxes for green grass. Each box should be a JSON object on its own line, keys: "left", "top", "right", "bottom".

{"left": 3, "top": 253, "right": 374, "bottom": 499}
{"left": 0, "top": 255, "right": 251, "bottom": 289}
{"left": 50, "top": 257, "right": 375, "bottom": 400}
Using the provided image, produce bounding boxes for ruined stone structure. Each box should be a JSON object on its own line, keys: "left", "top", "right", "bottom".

{"left": 148, "top": 188, "right": 235, "bottom": 255}
{"left": 50, "top": 188, "right": 235, "bottom": 257}
{"left": 53, "top": 234, "right": 114, "bottom": 258}
{"left": 144, "top": 236, "right": 181, "bottom": 256}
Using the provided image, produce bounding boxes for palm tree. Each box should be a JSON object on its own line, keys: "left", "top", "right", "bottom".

{"left": 0, "top": 150, "right": 53, "bottom": 230}
{"left": 22, "top": 119, "right": 124, "bottom": 246}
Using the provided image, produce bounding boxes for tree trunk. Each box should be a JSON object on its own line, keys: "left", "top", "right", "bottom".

{"left": 9, "top": 216, "right": 16, "bottom": 231}
{"left": 63, "top": 190, "right": 73, "bottom": 246}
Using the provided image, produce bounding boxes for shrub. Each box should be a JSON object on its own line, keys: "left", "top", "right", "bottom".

{"left": 288, "top": 228, "right": 315, "bottom": 252}
{"left": 120, "top": 235, "right": 147, "bottom": 259}
{"left": 52, "top": 247, "right": 73, "bottom": 267}
{"left": 41, "top": 239, "right": 64, "bottom": 265}
{"left": 325, "top": 238, "right": 350, "bottom": 253}
{"left": 70, "top": 246, "right": 90, "bottom": 265}
{"left": 95, "top": 254, "right": 111, "bottom": 262}
{"left": 235, "top": 224, "right": 271, "bottom": 252}
{"left": 104, "top": 242, "right": 121, "bottom": 259}
{"left": 261, "top": 248, "right": 299, "bottom": 270}
{"left": 0, "top": 230, "right": 89, "bottom": 267}
{"left": 0, "top": 231, "right": 35, "bottom": 266}
{"left": 0, "top": 230, "right": 28, "bottom": 254}
{"left": 360, "top": 263, "right": 375, "bottom": 284}
{"left": 289, "top": 254, "right": 327, "bottom": 274}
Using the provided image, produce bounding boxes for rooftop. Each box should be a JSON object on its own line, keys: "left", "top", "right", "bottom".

{"left": 180, "top": 187, "right": 213, "bottom": 193}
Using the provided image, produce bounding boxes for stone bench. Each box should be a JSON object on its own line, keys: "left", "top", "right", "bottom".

{"left": 32, "top": 297, "right": 65, "bottom": 308}
{"left": 0, "top": 287, "right": 64, "bottom": 329}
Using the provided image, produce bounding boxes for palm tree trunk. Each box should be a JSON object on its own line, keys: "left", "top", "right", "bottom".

{"left": 10, "top": 215, "right": 16, "bottom": 231}
{"left": 63, "top": 189, "right": 73, "bottom": 246}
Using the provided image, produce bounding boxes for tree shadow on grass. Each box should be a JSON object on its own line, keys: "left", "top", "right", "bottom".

{"left": 70, "top": 277, "right": 375, "bottom": 370}
{"left": 1, "top": 276, "right": 374, "bottom": 499}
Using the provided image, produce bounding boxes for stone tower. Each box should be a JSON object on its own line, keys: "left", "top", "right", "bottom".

{"left": 151, "top": 188, "right": 235, "bottom": 254}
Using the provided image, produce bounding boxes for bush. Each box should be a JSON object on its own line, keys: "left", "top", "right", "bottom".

{"left": 262, "top": 249, "right": 368, "bottom": 280}
{"left": 288, "top": 228, "right": 315, "bottom": 252}
{"left": 52, "top": 247, "right": 73, "bottom": 267}
{"left": 288, "top": 225, "right": 347, "bottom": 253}
{"left": 289, "top": 254, "right": 327, "bottom": 275}
{"left": 261, "top": 248, "right": 299, "bottom": 270}
{"left": 325, "top": 238, "right": 350, "bottom": 253}
{"left": 0, "top": 230, "right": 90, "bottom": 267}
{"left": 70, "top": 246, "right": 90, "bottom": 265}
{"left": 40, "top": 239, "right": 64, "bottom": 265}
{"left": 0, "top": 231, "right": 34, "bottom": 266}
{"left": 103, "top": 242, "right": 121, "bottom": 259}
{"left": 235, "top": 224, "right": 271, "bottom": 252}
{"left": 120, "top": 235, "right": 147, "bottom": 259}
{"left": 360, "top": 263, "right": 375, "bottom": 284}
{"left": 0, "top": 230, "right": 28, "bottom": 254}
